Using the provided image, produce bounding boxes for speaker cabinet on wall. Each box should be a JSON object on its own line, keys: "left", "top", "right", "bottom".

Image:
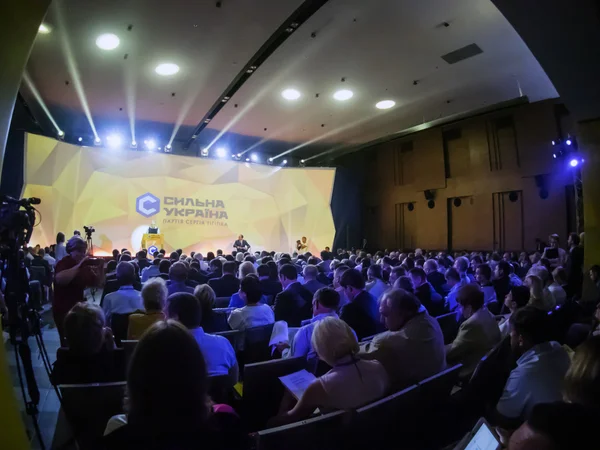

{"left": 508, "top": 191, "right": 519, "bottom": 202}
{"left": 453, "top": 198, "right": 462, "bottom": 207}
{"left": 424, "top": 189, "right": 435, "bottom": 201}
{"left": 407, "top": 203, "right": 415, "bottom": 211}
{"left": 427, "top": 200, "right": 435, "bottom": 209}
{"left": 534, "top": 174, "right": 549, "bottom": 200}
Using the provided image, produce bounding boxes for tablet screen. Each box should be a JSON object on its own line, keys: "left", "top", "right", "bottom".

{"left": 464, "top": 422, "right": 500, "bottom": 450}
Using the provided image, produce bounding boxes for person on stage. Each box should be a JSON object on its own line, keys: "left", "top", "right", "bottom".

{"left": 233, "top": 234, "right": 250, "bottom": 252}
{"left": 297, "top": 236, "right": 309, "bottom": 254}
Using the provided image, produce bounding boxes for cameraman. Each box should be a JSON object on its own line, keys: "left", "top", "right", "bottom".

{"left": 54, "top": 236, "right": 102, "bottom": 344}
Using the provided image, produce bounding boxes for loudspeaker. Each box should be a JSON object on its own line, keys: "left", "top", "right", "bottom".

{"left": 424, "top": 189, "right": 435, "bottom": 201}
{"left": 534, "top": 174, "right": 549, "bottom": 199}
{"left": 508, "top": 191, "right": 519, "bottom": 202}
{"left": 427, "top": 200, "right": 435, "bottom": 209}
{"left": 407, "top": 203, "right": 415, "bottom": 211}
{"left": 453, "top": 198, "right": 462, "bottom": 207}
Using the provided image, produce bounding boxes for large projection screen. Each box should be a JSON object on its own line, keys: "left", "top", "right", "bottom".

{"left": 22, "top": 134, "right": 336, "bottom": 256}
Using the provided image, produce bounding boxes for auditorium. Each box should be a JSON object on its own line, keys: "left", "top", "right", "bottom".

{"left": 2, "top": 1, "right": 600, "bottom": 449}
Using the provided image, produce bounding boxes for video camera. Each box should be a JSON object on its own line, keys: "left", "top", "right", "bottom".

{"left": 83, "top": 225, "right": 95, "bottom": 240}
{"left": 0, "top": 195, "right": 39, "bottom": 254}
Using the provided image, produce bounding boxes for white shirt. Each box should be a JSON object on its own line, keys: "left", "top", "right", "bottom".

{"left": 548, "top": 282, "right": 567, "bottom": 306}
{"left": 227, "top": 303, "right": 274, "bottom": 331}
{"left": 102, "top": 286, "right": 143, "bottom": 323}
{"left": 496, "top": 341, "right": 571, "bottom": 419}
{"left": 43, "top": 254, "right": 56, "bottom": 267}
{"left": 366, "top": 279, "right": 388, "bottom": 302}
{"left": 55, "top": 242, "right": 67, "bottom": 262}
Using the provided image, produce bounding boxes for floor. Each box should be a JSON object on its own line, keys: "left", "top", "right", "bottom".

{"left": 4, "top": 289, "right": 101, "bottom": 450}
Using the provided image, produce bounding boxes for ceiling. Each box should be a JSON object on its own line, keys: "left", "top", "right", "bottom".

{"left": 22, "top": 0, "right": 558, "bottom": 162}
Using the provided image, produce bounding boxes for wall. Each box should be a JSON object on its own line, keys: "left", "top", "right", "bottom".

{"left": 356, "top": 99, "right": 575, "bottom": 252}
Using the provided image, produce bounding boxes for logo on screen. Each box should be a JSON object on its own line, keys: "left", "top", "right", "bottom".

{"left": 136, "top": 193, "right": 160, "bottom": 218}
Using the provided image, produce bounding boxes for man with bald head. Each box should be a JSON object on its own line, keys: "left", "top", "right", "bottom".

{"left": 168, "top": 261, "right": 195, "bottom": 296}
{"left": 359, "top": 288, "right": 446, "bottom": 389}
{"left": 446, "top": 284, "right": 501, "bottom": 379}
{"left": 102, "top": 261, "right": 143, "bottom": 322}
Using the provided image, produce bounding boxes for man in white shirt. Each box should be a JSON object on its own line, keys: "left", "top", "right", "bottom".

{"left": 495, "top": 306, "right": 570, "bottom": 428}
{"left": 167, "top": 292, "right": 238, "bottom": 386}
{"left": 42, "top": 248, "right": 56, "bottom": 268}
{"left": 359, "top": 288, "right": 446, "bottom": 390}
{"left": 228, "top": 274, "right": 274, "bottom": 331}
{"left": 102, "top": 262, "right": 143, "bottom": 323}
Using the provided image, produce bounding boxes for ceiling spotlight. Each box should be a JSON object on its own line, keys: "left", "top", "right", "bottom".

{"left": 570, "top": 158, "right": 579, "bottom": 167}
{"left": 155, "top": 63, "right": 180, "bottom": 76}
{"left": 553, "top": 153, "right": 556, "bottom": 159}
{"left": 237, "top": 153, "right": 242, "bottom": 157}
{"left": 96, "top": 33, "right": 120, "bottom": 50}
{"left": 268, "top": 157, "right": 273, "bottom": 162}
{"left": 551, "top": 140, "right": 556, "bottom": 146}
{"left": 246, "top": 158, "right": 250, "bottom": 162}
{"left": 333, "top": 89, "right": 354, "bottom": 101}
{"left": 300, "top": 159, "right": 305, "bottom": 163}
{"left": 106, "top": 134, "right": 123, "bottom": 149}
{"left": 78, "top": 137, "right": 83, "bottom": 142}
{"left": 201, "top": 148, "right": 209, "bottom": 156}
{"left": 38, "top": 24, "right": 51, "bottom": 34}
{"left": 250, "top": 153, "right": 259, "bottom": 162}
{"left": 57, "top": 130, "right": 65, "bottom": 137}
{"left": 566, "top": 139, "right": 572, "bottom": 146}
{"left": 216, "top": 147, "right": 228, "bottom": 158}
{"left": 281, "top": 88, "right": 301, "bottom": 101}
{"left": 94, "top": 137, "right": 101, "bottom": 144}
{"left": 165, "top": 144, "right": 172, "bottom": 151}
{"left": 376, "top": 100, "right": 396, "bottom": 110}
{"left": 131, "top": 140, "right": 137, "bottom": 148}
{"left": 144, "top": 139, "right": 156, "bottom": 150}
{"left": 282, "top": 159, "right": 288, "bottom": 165}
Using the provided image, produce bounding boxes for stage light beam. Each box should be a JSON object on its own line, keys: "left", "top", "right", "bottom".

{"left": 22, "top": 71, "right": 63, "bottom": 136}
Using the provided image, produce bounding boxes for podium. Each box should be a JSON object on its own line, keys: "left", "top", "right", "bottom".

{"left": 141, "top": 233, "right": 165, "bottom": 252}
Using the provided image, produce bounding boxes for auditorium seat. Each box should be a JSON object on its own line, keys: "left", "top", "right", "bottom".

{"left": 353, "top": 384, "right": 421, "bottom": 449}
{"left": 252, "top": 410, "right": 351, "bottom": 450}
{"left": 121, "top": 339, "right": 138, "bottom": 368}
{"left": 240, "top": 323, "right": 275, "bottom": 366}
{"left": 110, "top": 313, "right": 133, "bottom": 346}
{"left": 243, "top": 356, "right": 306, "bottom": 431}
{"left": 52, "top": 348, "right": 126, "bottom": 385}
{"left": 436, "top": 312, "right": 459, "bottom": 344}
{"left": 58, "top": 381, "right": 126, "bottom": 450}
{"left": 417, "top": 363, "right": 462, "bottom": 405}
{"left": 209, "top": 308, "right": 233, "bottom": 333}
{"left": 214, "top": 329, "right": 244, "bottom": 350}
{"left": 215, "top": 296, "right": 231, "bottom": 308}
{"left": 207, "top": 374, "right": 240, "bottom": 405}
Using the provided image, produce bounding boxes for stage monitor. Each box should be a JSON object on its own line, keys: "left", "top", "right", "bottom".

{"left": 22, "top": 134, "right": 336, "bottom": 256}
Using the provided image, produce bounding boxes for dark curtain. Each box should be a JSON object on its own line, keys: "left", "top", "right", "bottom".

{"left": 330, "top": 162, "right": 364, "bottom": 251}
{"left": 0, "top": 128, "right": 25, "bottom": 198}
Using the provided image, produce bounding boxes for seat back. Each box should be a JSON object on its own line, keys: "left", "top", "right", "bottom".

{"left": 58, "top": 382, "right": 126, "bottom": 450}
{"left": 52, "top": 348, "right": 126, "bottom": 385}
{"left": 436, "top": 312, "right": 459, "bottom": 344}
{"left": 417, "top": 364, "right": 462, "bottom": 406}
{"left": 253, "top": 410, "right": 351, "bottom": 450}
{"left": 209, "top": 308, "right": 234, "bottom": 333}
{"left": 242, "top": 323, "right": 275, "bottom": 365}
{"left": 243, "top": 356, "right": 306, "bottom": 431}
{"left": 215, "top": 296, "right": 231, "bottom": 308}
{"left": 213, "top": 329, "right": 244, "bottom": 350}
{"left": 207, "top": 374, "right": 235, "bottom": 405}
{"left": 29, "top": 265, "right": 47, "bottom": 284}
{"left": 121, "top": 340, "right": 138, "bottom": 369}
{"left": 110, "top": 313, "right": 132, "bottom": 345}
{"left": 28, "top": 280, "right": 43, "bottom": 310}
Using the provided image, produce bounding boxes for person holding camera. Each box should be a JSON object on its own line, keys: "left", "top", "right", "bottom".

{"left": 54, "top": 236, "right": 103, "bottom": 344}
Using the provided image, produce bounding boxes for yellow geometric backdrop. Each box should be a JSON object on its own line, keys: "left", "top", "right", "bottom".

{"left": 23, "top": 133, "right": 336, "bottom": 256}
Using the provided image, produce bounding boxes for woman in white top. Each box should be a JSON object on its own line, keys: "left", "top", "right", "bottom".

{"left": 227, "top": 274, "right": 274, "bottom": 331}
{"left": 273, "top": 317, "right": 389, "bottom": 425}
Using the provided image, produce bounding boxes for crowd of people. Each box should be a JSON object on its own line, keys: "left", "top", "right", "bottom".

{"left": 22, "top": 230, "right": 600, "bottom": 449}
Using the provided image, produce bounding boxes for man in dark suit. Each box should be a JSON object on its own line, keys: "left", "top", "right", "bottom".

{"left": 409, "top": 267, "right": 446, "bottom": 317}
{"left": 206, "top": 259, "right": 223, "bottom": 280}
{"left": 208, "top": 261, "right": 240, "bottom": 297}
{"left": 424, "top": 259, "right": 448, "bottom": 297}
{"left": 135, "top": 250, "right": 151, "bottom": 271}
{"left": 274, "top": 264, "right": 313, "bottom": 326}
{"left": 339, "top": 268, "right": 383, "bottom": 340}
{"left": 233, "top": 234, "right": 250, "bottom": 252}
{"left": 302, "top": 264, "right": 326, "bottom": 295}
{"left": 257, "top": 264, "right": 282, "bottom": 297}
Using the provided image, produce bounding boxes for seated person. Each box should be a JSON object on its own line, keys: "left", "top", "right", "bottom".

{"left": 446, "top": 284, "right": 501, "bottom": 379}
{"left": 167, "top": 293, "right": 238, "bottom": 386}
{"left": 141, "top": 258, "right": 161, "bottom": 282}
{"left": 549, "top": 267, "right": 568, "bottom": 306}
{"left": 274, "top": 264, "right": 313, "bottom": 327}
{"left": 156, "top": 259, "right": 171, "bottom": 280}
{"left": 409, "top": 267, "right": 445, "bottom": 317}
{"left": 167, "top": 262, "right": 195, "bottom": 296}
{"left": 424, "top": 259, "right": 447, "bottom": 297}
{"left": 444, "top": 268, "right": 463, "bottom": 312}
{"left": 229, "top": 262, "right": 267, "bottom": 308}
{"left": 257, "top": 264, "right": 283, "bottom": 297}
{"left": 388, "top": 265, "right": 406, "bottom": 287}
{"left": 103, "top": 321, "right": 245, "bottom": 449}
{"left": 302, "top": 264, "right": 326, "bottom": 295}
{"left": 208, "top": 261, "right": 240, "bottom": 298}
{"left": 193, "top": 284, "right": 222, "bottom": 333}
{"left": 271, "top": 317, "right": 389, "bottom": 426}
{"left": 475, "top": 263, "right": 497, "bottom": 306}
{"left": 495, "top": 307, "right": 570, "bottom": 430}
{"left": 102, "top": 262, "right": 143, "bottom": 323}
{"left": 499, "top": 285, "right": 530, "bottom": 337}
{"left": 127, "top": 278, "right": 167, "bottom": 340}
{"left": 227, "top": 275, "right": 275, "bottom": 331}
{"left": 563, "top": 335, "right": 600, "bottom": 407}
{"left": 53, "top": 303, "right": 122, "bottom": 384}
{"left": 365, "top": 265, "right": 388, "bottom": 302}
{"left": 359, "top": 288, "right": 446, "bottom": 390}
{"left": 339, "top": 268, "right": 383, "bottom": 340}
{"left": 394, "top": 275, "right": 414, "bottom": 293}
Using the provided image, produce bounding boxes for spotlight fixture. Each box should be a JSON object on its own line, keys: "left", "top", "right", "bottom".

{"left": 376, "top": 100, "right": 396, "bottom": 110}
{"left": 216, "top": 147, "right": 228, "bottom": 158}
{"left": 570, "top": 158, "right": 579, "bottom": 167}
{"left": 237, "top": 153, "right": 242, "bottom": 157}
{"left": 57, "top": 130, "right": 65, "bottom": 137}
{"left": 268, "top": 157, "right": 273, "bottom": 162}
{"left": 333, "top": 89, "right": 354, "bottom": 101}
{"left": 552, "top": 153, "right": 556, "bottom": 159}
{"left": 94, "top": 137, "right": 101, "bottom": 145}
{"left": 267, "top": 158, "right": 273, "bottom": 165}
{"left": 131, "top": 140, "right": 137, "bottom": 148}
{"left": 566, "top": 139, "right": 572, "bottom": 146}
{"left": 300, "top": 159, "right": 305, "bottom": 163}
{"left": 96, "top": 33, "right": 120, "bottom": 50}
{"left": 250, "top": 153, "right": 259, "bottom": 162}
{"left": 144, "top": 139, "right": 156, "bottom": 151}
{"left": 165, "top": 144, "right": 172, "bottom": 151}
{"left": 106, "top": 134, "right": 123, "bottom": 149}
{"left": 282, "top": 159, "right": 287, "bottom": 165}
{"left": 200, "top": 148, "right": 209, "bottom": 156}
{"left": 246, "top": 158, "right": 250, "bottom": 162}
{"left": 281, "top": 88, "right": 301, "bottom": 101}
{"left": 299, "top": 159, "right": 306, "bottom": 167}
{"left": 38, "top": 24, "right": 51, "bottom": 34}
{"left": 155, "top": 63, "right": 180, "bottom": 76}
{"left": 78, "top": 137, "right": 83, "bottom": 142}
{"left": 551, "top": 140, "right": 556, "bottom": 146}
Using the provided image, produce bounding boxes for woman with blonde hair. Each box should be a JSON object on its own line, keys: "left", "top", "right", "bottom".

{"left": 564, "top": 336, "right": 600, "bottom": 407}
{"left": 193, "top": 284, "right": 221, "bottom": 333}
{"left": 271, "top": 317, "right": 389, "bottom": 426}
{"left": 525, "top": 274, "right": 555, "bottom": 311}
{"left": 127, "top": 277, "right": 168, "bottom": 339}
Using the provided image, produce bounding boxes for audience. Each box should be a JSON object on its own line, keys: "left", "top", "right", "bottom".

{"left": 271, "top": 317, "right": 389, "bottom": 425}
{"left": 525, "top": 274, "right": 554, "bottom": 311}
{"left": 446, "top": 284, "right": 501, "bottom": 378}
{"left": 274, "top": 264, "right": 313, "bottom": 326}
{"left": 495, "top": 307, "right": 570, "bottom": 428}
{"left": 475, "top": 263, "right": 497, "bottom": 306}
{"left": 542, "top": 233, "right": 567, "bottom": 269}
{"left": 365, "top": 265, "right": 388, "bottom": 301}
{"left": 228, "top": 275, "right": 275, "bottom": 331}
{"left": 167, "top": 293, "right": 238, "bottom": 386}
{"left": 424, "top": 259, "right": 446, "bottom": 297}
{"left": 563, "top": 335, "right": 600, "bottom": 407}
{"left": 102, "top": 262, "right": 143, "bottom": 324}
{"left": 359, "top": 288, "right": 445, "bottom": 389}
{"left": 339, "top": 269, "right": 383, "bottom": 340}
{"left": 208, "top": 261, "right": 240, "bottom": 297}
{"left": 409, "top": 267, "right": 445, "bottom": 317}
{"left": 257, "top": 263, "right": 283, "bottom": 297}
{"left": 103, "top": 320, "right": 244, "bottom": 449}
{"left": 166, "top": 262, "right": 195, "bottom": 296}
{"left": 444, "top": 267, "right": 462, "bottom": 311}
{"left": 127, "top": 277, "right": 167, "bottom": 340}
{"left": 566, "top": 232, "right": 584, "bottom": 298}
{"left": 141, "top": 258, "right": 161, "bottom": 282}
{"left": 333, "top": 264, "right": 351, "bottom": 308}
{"left": 394, "top": 275, "right": 415, "bottom": 293}
{"left": 494, "top": 260, "right": 513, "bottom": 303}
{"left": 228, "top": 262, "right": 264, "bottom": 308}
{"left": 548, "top": 267, "right": 568, "bottom": 306}
{"left": 499, "top": 285, "right": 531, "bottom": 337}
{"left": 388, "top": 265, "right": 406, "bottom": 287}
{"left": 302, "top": 264, "right": 326, "bottom": 295}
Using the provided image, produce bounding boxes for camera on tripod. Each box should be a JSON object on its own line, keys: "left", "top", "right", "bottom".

{"left": 83, "top": 225, "right": 95, "bottom": 239}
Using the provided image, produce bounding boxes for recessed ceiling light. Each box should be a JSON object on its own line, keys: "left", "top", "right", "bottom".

{"left": 155, "top": 63, "right": 180, "bottom": 76}
{"left": 96, "top": 33, "right": 120, "bottom": 50}
{"left": 78, "top": 137, "right": 83, "bottom": 142}
{"left": 38, "top": 24, "right": 51, "bottom": 34}
{"left": 376, "top": 100, "right": 396, "bottom": 110}
{"left": 281, "top": 88, "right": 301, "bottom": 101}
{"left": 333, "top": 89, "right": 353, "bottom": 101}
